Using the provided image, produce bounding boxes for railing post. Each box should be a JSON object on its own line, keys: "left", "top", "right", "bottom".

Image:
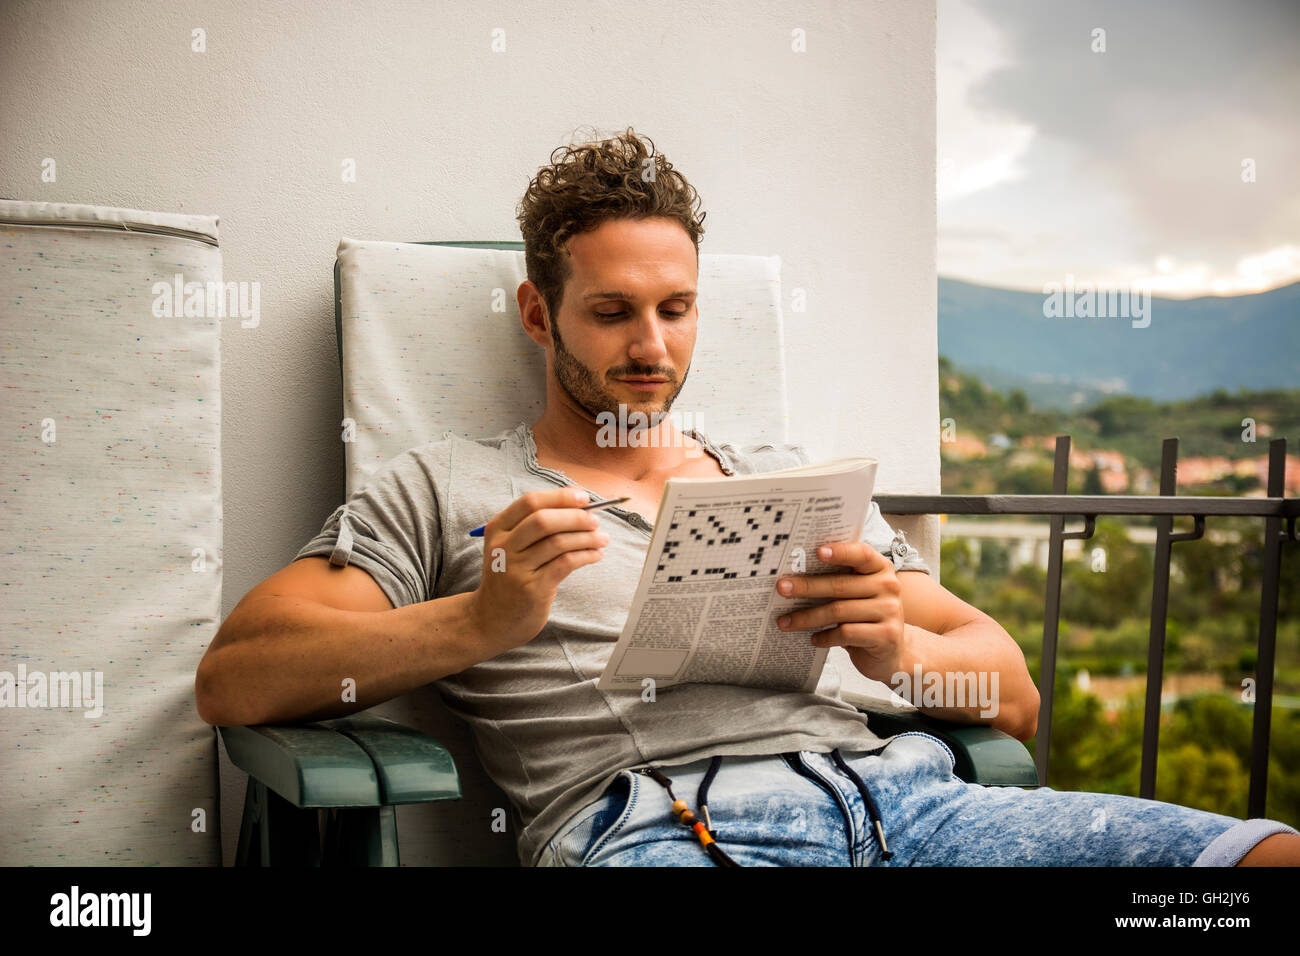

{"left": 1142, "top": 439, "right": 1177, "bottom": 798}
{"left": 1248, "top": 438, "right": 1287, "bottom": 818}
{"left": 1138, "top": 439, "right": 1209, "bottom": 800}
{"left": 1037, "top": 436, "right": 1071, "bottom": 786}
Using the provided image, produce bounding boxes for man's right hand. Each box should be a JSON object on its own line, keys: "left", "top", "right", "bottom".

{"left": 468, "top": 487, "right": 609, "bottom": 653}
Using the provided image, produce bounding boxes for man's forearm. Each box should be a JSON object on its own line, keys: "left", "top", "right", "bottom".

{"left": 195, "top": 591, "right": 486, "bottom": 727}
{"left": 890, "top": 620, "right": 1040, "bottom": 741}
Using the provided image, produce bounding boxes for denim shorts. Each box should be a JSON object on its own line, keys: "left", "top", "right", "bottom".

{"left": 537, "top": 733, "right": 1296, "bottom": 867}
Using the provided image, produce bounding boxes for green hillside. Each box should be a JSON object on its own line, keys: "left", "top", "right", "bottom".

{"left": 936, "top": 358, "right": 1300, "bottom": 827}
{"left": 938, "top": 355, "right": 1300, "bottom": 493}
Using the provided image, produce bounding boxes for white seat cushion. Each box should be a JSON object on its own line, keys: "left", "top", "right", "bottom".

{"left": 337, "top": 238, "right": 789, "bottom": 494}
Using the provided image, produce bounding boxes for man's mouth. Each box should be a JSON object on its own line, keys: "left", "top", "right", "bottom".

{"left": 616, "top": 377, "right": 670, "bottom": 390}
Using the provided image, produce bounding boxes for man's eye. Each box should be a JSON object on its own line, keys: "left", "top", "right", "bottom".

{"left": 661, "top": 310, "right": 688, "bottom": 318}
{"left": 595, "top": 310, "right": 626, "bottom": 320}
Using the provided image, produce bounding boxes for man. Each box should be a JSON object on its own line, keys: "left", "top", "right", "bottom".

{"left": 196, "top": 129, "right": 1298, "bottom": 867}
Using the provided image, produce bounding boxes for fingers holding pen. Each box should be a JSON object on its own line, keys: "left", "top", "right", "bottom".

{"left": 470, "top": 488, "right": 618, "bottom": 652}
{"left": 480, "top": 488, "right": 614, "bottom": 577}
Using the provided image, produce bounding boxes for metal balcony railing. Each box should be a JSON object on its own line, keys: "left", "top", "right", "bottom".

{"left": 875, "top": 436, "right": 1298, "bottom": 819}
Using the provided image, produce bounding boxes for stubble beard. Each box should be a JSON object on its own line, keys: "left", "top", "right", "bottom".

{"left": 550, "top": 317, "right": 689, "bottom": 431}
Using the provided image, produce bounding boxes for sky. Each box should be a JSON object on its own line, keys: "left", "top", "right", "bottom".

{"left": 937, "top": 0, "right": 1300, "bottom": 297}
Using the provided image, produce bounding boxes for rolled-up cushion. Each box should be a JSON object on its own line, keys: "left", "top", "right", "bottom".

{"left": 0, "top": 199, "right": 223, "bottom": 865}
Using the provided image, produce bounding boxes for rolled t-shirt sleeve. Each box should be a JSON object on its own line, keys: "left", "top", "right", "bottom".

{"left": 294, "top": 451, "right": 440, "bottom": 609}
{"left": 862, "top": 500, "right": 929, "bottom": 574}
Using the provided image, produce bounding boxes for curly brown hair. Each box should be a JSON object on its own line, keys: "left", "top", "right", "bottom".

{"left": 517, "top": 128, "right": 707, "bottom": 319}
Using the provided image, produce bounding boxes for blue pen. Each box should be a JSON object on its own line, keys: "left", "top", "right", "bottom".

{"left": 469, "top": 496, "right": 630, "bottom": 537}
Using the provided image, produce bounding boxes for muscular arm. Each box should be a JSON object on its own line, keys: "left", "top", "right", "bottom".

{"left": 776, "top": 542, "right": 1040, "bottom": 741}
{"left": 194, "top": 558, "right": 484, "bottom": 727}
{"left": 195, "top": 487, "right": 609, "bottom": 727}
{"left": 891, "top": 569, "right": 1040, "bottom": 740}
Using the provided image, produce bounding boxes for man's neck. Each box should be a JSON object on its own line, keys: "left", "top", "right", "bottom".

{"left": 530, "top": 403, "right": 704, "bottom": 482}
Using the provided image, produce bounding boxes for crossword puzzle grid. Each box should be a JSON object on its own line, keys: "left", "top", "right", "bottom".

{"left": 653, "top": 502, "right": 799, "bottom": 583}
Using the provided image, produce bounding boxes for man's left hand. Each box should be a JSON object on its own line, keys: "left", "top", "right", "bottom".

{"left": 775, "top": 542, "right": 905, "bottom": 683}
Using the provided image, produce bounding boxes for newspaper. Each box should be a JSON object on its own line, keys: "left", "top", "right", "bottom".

{"left": 597, "top": 457, "right": 878, "bottom": 693}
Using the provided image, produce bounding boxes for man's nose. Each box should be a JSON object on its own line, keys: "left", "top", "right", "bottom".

{"left": 627, "top": 310, "right": 669, "bottom": 363}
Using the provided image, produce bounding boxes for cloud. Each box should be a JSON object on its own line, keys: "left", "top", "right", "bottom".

{"left": 937, "top": 0, "right": 1036, "bottom": 202}
{"left": 941, "top": 0, "right": 1300, "bottom": 294}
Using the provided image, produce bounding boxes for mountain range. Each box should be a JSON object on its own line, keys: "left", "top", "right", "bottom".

{"left": 937, "top": 277, "right": 1299, "bottom": 409}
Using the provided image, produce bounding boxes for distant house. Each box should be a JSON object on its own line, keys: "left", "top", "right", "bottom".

{"left": 1178, "top": 456, "right": 1235, "bottom": 486}
{"left": 941, "top": 434, "right": 989, "bottom": 460}
{"left": 1231, "top": 454, "right": 1300, "bottom": 495}
{"left": 1067, "top": 447, "right": 1130, "bottom": 493}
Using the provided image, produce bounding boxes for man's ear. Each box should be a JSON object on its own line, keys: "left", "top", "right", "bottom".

{"left": 517, "top": 281, "right": 551, "bottom": 345}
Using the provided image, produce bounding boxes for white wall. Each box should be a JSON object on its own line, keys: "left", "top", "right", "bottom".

{"left": 0, "top": 0, "right": 937, "bottom": 863}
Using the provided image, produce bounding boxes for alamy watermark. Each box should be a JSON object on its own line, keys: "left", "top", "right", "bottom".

{"left": 1042, "top": 274, "right": 1150, "bottom": 329}
{"left": 595, "top": 405, "right": 704, "bottom": 458}
{"left": 889, "top": 665, "right": 999, "bottom": 719}
{"left": 0, "top": 665, "right": 103, "bottom": 718}
{"left": 50, "top": 886, "right": 150, "bottom": 936}
{"left": 152, "top": 272, "right": 260, "bottom": 328}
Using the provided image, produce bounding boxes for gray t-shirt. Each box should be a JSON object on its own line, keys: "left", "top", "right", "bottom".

{"left": 296, "top": 422, "right": 930, "bottom": 864}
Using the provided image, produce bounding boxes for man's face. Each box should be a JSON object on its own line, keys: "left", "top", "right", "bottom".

{"left": 546, "top": 217, "right": 697, "bottom": 425}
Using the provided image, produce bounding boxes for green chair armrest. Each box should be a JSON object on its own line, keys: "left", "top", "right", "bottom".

{"left": 220, "top": 716, "right": 461, "bottom": 867}
{"left": 861, "top": 709, "right": 1039, "bottom": 787}
{"left": 318, "top": 715, "right": 460, "bottom": 804}
{"left": 219, "top": 723, "right": 382, "bottom": 808}
{"left": 221, "top": 715, "right": 461, "bottom": 808}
